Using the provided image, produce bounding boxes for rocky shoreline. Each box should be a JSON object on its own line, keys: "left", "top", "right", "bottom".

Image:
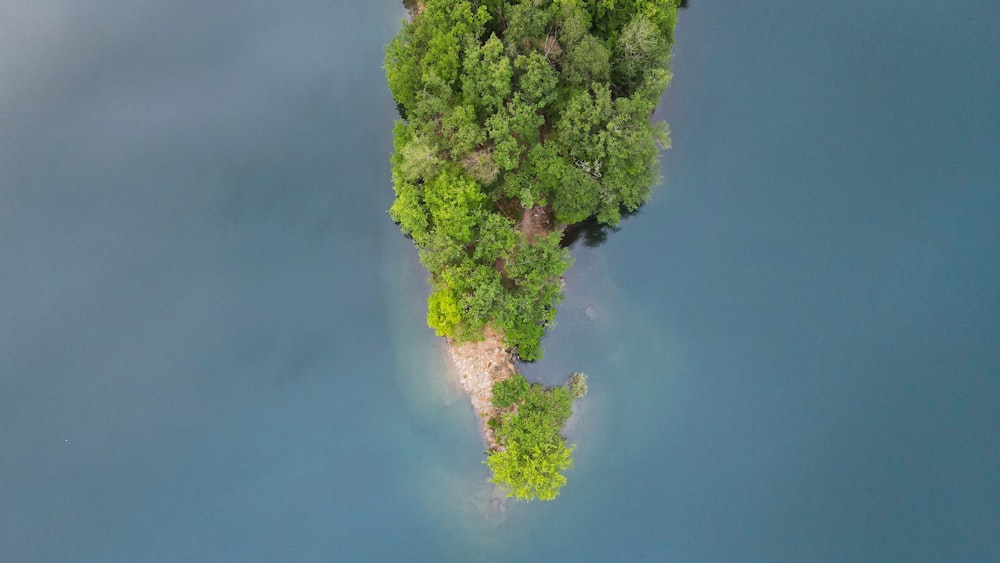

{"left": 445, "top": 328, "right": 517, "bottom": 450}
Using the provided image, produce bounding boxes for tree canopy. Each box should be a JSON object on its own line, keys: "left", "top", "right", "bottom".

{"left": 486, "top": 374, "right": 577, "bottom": 500}
{"left": 386, "top": 0, "right": 679, "bottom": 362}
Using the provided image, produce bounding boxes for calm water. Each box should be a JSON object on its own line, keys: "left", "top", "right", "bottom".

{"left": 2, "top": 1, "right": 997, "bottom": 561}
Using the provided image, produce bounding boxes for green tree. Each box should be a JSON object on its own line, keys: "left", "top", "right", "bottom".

{"left": 611, "top": 15, "right": 671, "bottom": 94}
{"left": 550, "top": 164, "right": 601, "bottom": 224}
{"left": 487, "top": 440, "right": 573, "bottom": 501}
{"left": 388, "top": 177, "right": 430, "bottom": 244}
{"left": 561, "top": 34, "right": 611, "bottom": 87}
{"left": 502, "top": 2, "right": 553, "bottom": 57}
{"left": 487, "top": 376, "right": 577, "bottom": 501}
{"left": 441, "top": 103, "right": 486, "bottom": 158}
{"left": 427, "top": 285, "right": 463, "bottom": 337}
{"left": 473, "top": 213, "right": 518, "bottom": 264}
{"left": 555, "top": 84, "right": 613, "bottom": 165}
{"left": 423, "top": 168, "right": 486, "bottom": 244}
{"left": 462, "top": 33, "right": 512, "bottom": 116}
{"left": 492, "top": 374, "right": 530, "bottom": 408}
{"left": 515, "top": 52, "right": 559, "bottom": 110}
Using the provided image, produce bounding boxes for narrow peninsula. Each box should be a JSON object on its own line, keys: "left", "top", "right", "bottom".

{"left": 386, "top": 0, "right": 681, "bottom": 501}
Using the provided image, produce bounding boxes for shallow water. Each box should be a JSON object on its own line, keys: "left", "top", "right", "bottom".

{"left": 2, "top": 0, "right": 998, "bottom": 560}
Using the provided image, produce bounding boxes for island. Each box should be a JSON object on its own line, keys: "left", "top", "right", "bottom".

{"left": 385, "top": 0, "right": 681, "bottom": 501}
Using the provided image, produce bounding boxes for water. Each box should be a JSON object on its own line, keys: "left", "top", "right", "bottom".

{"left": 2, "top": 1, "right": 997, "bottom": 560}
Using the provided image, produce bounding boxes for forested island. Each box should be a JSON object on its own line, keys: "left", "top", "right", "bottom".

{"left": 385, "top": 0, "right": 680, "bottom": 501}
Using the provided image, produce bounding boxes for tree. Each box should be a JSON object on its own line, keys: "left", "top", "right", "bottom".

{"left": 487, "top": 376, "right": 576, "bottom": 501}
{"left": 502, "top": 2, "right": 553, "bottom": 57}
{"left": 388, "top": 178, "right": 430, "bottom": 243}
{"left": 492, "top": 373, "right": 530, "bottom": 408}
{"left": 550, "top": 164, "right": 601, "bottom": 224}
{"left": 561, "top": 34, "right": 611, "bottom": 87}
{"left": 487, "top": 439, "right": 573, "bottom": 501}
{"left": 427, "top": 285, "right": 462, "bottom": 337}
{"left": 611, "top": 15, "right": 671, "bottom": 94}
{"left": 462, "top": 34, "right": 512, "bottom": 117}
{"left": 423, "top": 168, "right": 486, "bottom": 244}
{"left": 514, "top": 52, "right": 558, "bottom": 110}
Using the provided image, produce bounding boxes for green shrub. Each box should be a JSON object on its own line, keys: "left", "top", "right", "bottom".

{"left": 568, "top": 372, "right": 588, "bottom": 399}
{"left": 487, "top": 440, "right": 572, "bottom": 501}
{"left": 492, "top": 374, "right": 530, "bottom": 408}
{"left": 487, "top": 377, "right": 578, "bottom": 501}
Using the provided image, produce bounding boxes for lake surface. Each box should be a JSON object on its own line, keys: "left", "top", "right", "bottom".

{"left": 2, "top": 1, "right": 997, "bottom": 560}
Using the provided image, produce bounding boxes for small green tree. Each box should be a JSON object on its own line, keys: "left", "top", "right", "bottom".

{"left": 492, "top": 374, "right": 530, "bottom": 408}
{"left": 486, "top": 376, "right": 578, "bottom": 501}
{"left": 568, "top": 372, "right": 588, "bottom": 399}
{"left": 487, "top": 440, "right": 573, "bottom": 501}
{"left": 423, "top": 168, "right": 486, "bottom": 245}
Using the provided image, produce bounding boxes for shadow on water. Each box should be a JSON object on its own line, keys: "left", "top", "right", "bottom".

{"left": 560, "top": 206, "right": 643, "bottom": 249}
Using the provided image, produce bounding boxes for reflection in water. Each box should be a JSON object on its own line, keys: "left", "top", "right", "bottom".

{"left": 561, "top": 217, "right": 622, "bottom": 248}
{"left": 560, "top": 207, "right": 645, "bottom": 249}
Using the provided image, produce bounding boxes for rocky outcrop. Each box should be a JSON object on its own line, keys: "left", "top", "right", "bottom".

{"left": 445, "top": 327, "right": 516, "bottom": 450}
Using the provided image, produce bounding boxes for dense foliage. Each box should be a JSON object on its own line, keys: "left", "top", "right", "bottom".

{"left": 386, "top": 0, "right": 679, "bottom": 361}
{"left": 487, "top": 374, "right": 577, "bottom": 500}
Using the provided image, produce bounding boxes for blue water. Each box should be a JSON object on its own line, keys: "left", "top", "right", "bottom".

{"left": 2, "top": 1, "right": 998, "bottom": 561}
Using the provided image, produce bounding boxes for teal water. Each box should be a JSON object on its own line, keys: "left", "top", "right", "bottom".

{"left": 2, "top": 1, "right": 998, "bottom": 561}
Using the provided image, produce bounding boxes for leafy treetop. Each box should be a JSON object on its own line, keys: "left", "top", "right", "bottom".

{"left": 386, "top": 0, "right": 679, "bottom": 360}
